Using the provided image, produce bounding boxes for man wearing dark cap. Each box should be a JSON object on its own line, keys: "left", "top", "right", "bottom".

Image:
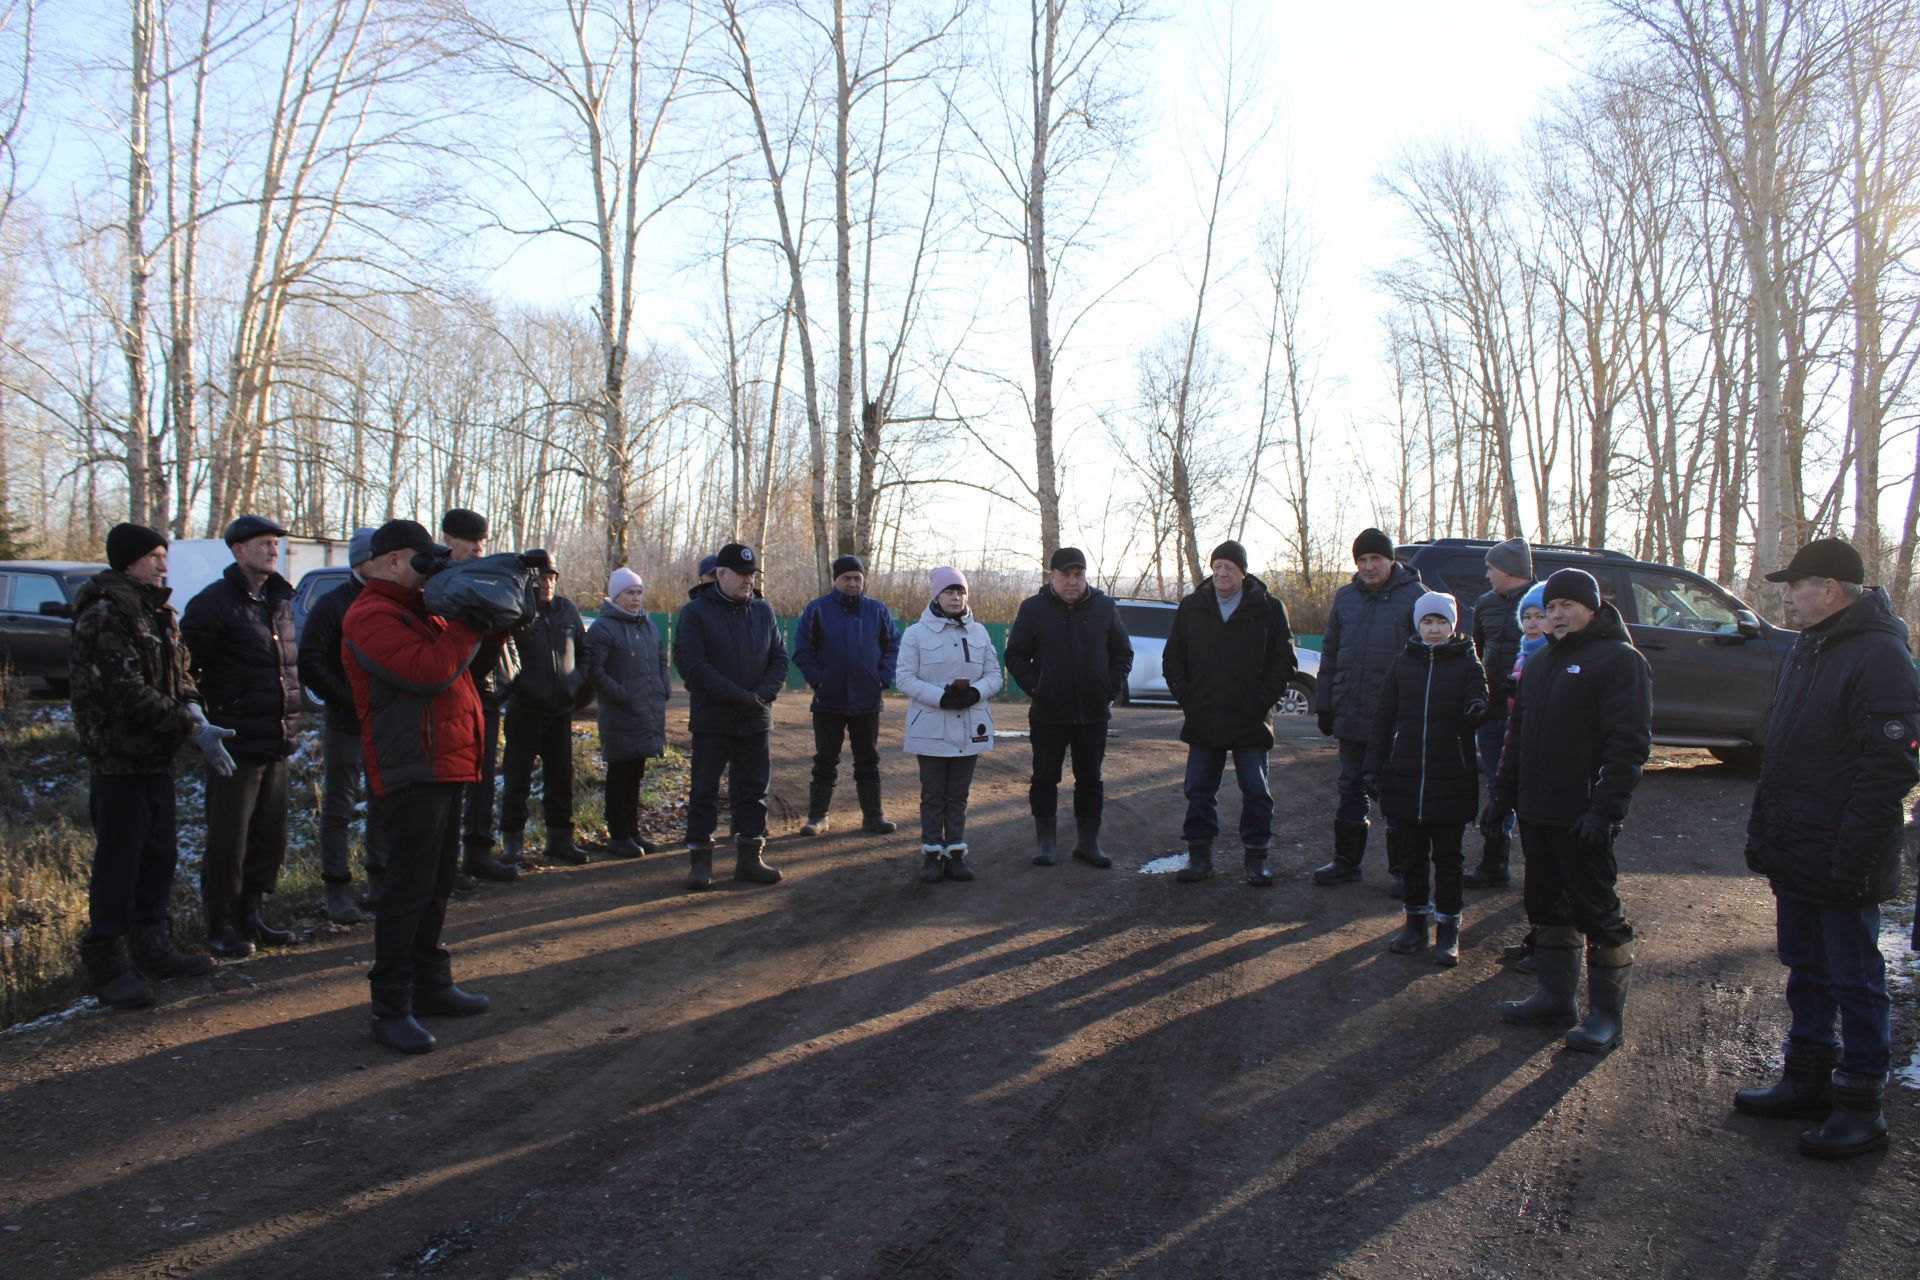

{"left": 1733, "top": 538, "right": 1918, "bottom": 1159}
{"left": 68, "top": 525, "right": 229, "bottom": 1008}
{"left": 296, "top": 527, "right": 380, "bottom": 923}
{"left": 696, "top": 554, "right": 719, "bottom": 585}
{"left": 442, "top": 508, "right": 518, "bottom": 883}
{"left": 674, "top": 542, "right": 788, "bottom": 889}
{"left": 1313, "top": 527, "right": 1427, "bottom": 891}
{"left": 1488, "top": 567, "right": 1652, "bottom": 1055}
{"left": 499, "top": 560, "right": 592, "bottom": 865}
{"left": 1161, "top": 540, "right": 1297, "bottom": 885}
{"left": 181, "top": 514, "right": 303, "bottom": 955}
{"left": 792, "top": 554, "right": 900, "bottom": 837}
{"left": 342, "top": 519, "right": 491, "bottom": 1053}
{"left": 1006, "top": 547, "right": 1134, "bottom": 867}
{"left": 1465, "top": 536, "right": 1536, "bottom": 888}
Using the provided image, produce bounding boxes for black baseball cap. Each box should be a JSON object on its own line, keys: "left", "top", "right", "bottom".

{"left": 223, "top": 514, "right": 288, "bottom": 545}
{"left": 370, "top": 519, "right": 449, "bottom": 559}
{"left": 1764, "top": 537, "right": 1865, "bottom": 585}
{"left": 1049, "top": 547, "right": 1087, "bottom": 571}
{"left": 715, "top": 543, "right": 758, "bottom": 574}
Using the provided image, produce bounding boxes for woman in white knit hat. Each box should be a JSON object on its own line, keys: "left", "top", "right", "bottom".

{"left": 583, "top": 567, "right": 671, "bottom": 857}
{"left": 897, "top": 566, "right": 1000, "bottom": 883}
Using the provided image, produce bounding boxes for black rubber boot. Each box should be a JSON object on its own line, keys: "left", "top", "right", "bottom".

{"left": 413, "top": 947, "right": 489, "bottom": 1017}
{"left": 919, "top": 845, "right": 945, "bottom": 883}
{"left": 1244, "top": 847, "right": 1274, "bottom": 887}
{"left": 1312, "top": 819, "right": 1367, "bottom": 885}
{"left": 323, "top": 879, "right": 366, "bottom": 925}
{"left": 500, "top": 831, "right": 525, "bottom": 867}
{"left": 604, "top": 836, "right": 644, "bottom": 859}
{"left": 856, "top": 780, "right": 896, "bottom": 834}
{"left": 204, "top": 900, "right": 254, "bottom": 960}
{"left": 1433, "top": 914, "right": 1461, "bottom": 967}
{"left": 129, "top": 918, "right": 216, "bottom": 980}
{"left": 370, "top": 985, "right": 435, "bottom": 1054}
{"left": 1565, "top": 941, "right": 1633, "bottom": 1053}
{"left": 465, "top": 840, "right": 522, "bottom": 880}
{"left": 1176, "top": 840, "right": 1215, "bottom": 882}
{"left": 943, "top": 844, "right": 975, "bottom": 882}
{"left": 1071, "top": 815, "right": 1112, "bottom": 868}
{"left": 543, "top": 826, "right": 588, "bottom": 866}
{"left": 239, "top": 891, "right": 295, "bottom": 948}
{"left": 733, "top": 837, "right": 782, "bottom": 885}
{"left": 1388, "top": 910, "right": 1431, "bottom": 954}
{"left": 1463, "top": 831, "right": 1512, "bottom": 887}
{"left": 1498, "top": 925, "right": 1582, "bottom": 1025}
{"left": 1735, "top": 1042, "right": 1840, "bottom": 1120}
{"left": 686, "top": 845, "right": 714, "bottom": 891}
{"left": 79, "top": 937, "right": 154, "bottom": 1010}
{"left": 1798, "top": 1077, "right": 1890, "bottom": 1160}
{"left": 1032, "top": 812, "right": 1059, "bottom": 866}
{"left": 800, "top": 783, "right": 833, "bottom": 837}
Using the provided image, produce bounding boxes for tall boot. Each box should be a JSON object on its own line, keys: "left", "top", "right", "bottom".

{"left": 686, "top": 844, "right": 714, "bottom": 891}
{"left": 919, "top": 844, "right": 945, "bottom": 883}
{"left": 543, "top": 825, "right": 588, "bottom": 866}
{"left": 943, "top": 843, "right": 975, "bottom": 882}
{"left": 856, "top": 779, "right": 896, "bottom": 834}
{"left": 1385, "top": 824, "right": 1407, "bottom": 900}
{"left": 1498, "top": 925, "right": 1582, "bottom": 1025}
{"left": 733, "top": 836, "right": 782, "bottom": 885}
{"left": 499, "top": 830, "right": 525, "bottom": 868}
{"left": 78, "top": 937, "right": 154, "bottom": 1010}
{"left": 129, "top": 918, "right": 216, "bottom": 980}
{"left": 1432, "top": 912, "right": 1461, "bottom": 967}
{"left": 369, "top": 984, "right": 436, "bottom": 1054}
{"left": 1175, "top": 840, "right": 1215, "bottom": 882}
{"left": 1312, "top": 819, "right": 1368, "bottom": 885}
{"left": 239, "top": 891, "right": 295, "bottom": 948}
{"left": 800, "top": 783, "right": 833, "bottom": 837}
{"left": 1244, "top": 846, "right": 1274, "bottom": 887}
{"left": 1798, "top": 1075, "right": 1890, "bottom": 1160}
{"left": 323, "top": 879, "right": 366, "bottom": 925}
{"left": 1564, "top": 940, "right": 1633, "bottom": 1053}
{"left": 1735, "top": 1041, "right": 1840, "bottom": 1120}
{"left": 204, "top": 899, "right": 253, "bottom": 960}
{"left": 412, "top": 946, "right": 490, "bottom": 1017}
{"left": 1388, "top": 907, "right": 1431, "bottom": 954}
{"left": 1463, "top": 830, "right": 1512, "bottom": 888}
{"left": 1071, "top": 814, "right": 1112, "bottom": 868}
{"left": 1032, "top": 812, "right": 1059, "bottom": 866}
{"left": 465, "top": 840, "right": 521, "bottom": 880}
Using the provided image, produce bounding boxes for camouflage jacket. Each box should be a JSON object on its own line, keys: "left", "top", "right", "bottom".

{"left": 69, "top": 570, "right": 201, "bottom": 774}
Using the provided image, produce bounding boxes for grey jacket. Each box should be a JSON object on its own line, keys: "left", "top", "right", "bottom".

{"left": 584, "top": 602, "right": 669, "bottom": 761}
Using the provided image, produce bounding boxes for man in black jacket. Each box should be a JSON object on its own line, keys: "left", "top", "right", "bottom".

{"left": 1465, "top": 537, "right": 1535, "bottom": 888}
{"left": 1006, "top": 548, "right": 1133, "bottom": 868}
{"left": 1161, "top": 541, "right": 1297, "bottom": 886}
{"left": 500, "top": 564, "right": 590, "bottom": 866}
{"left": 1488, "top": 567, "right": 1652, "bottom": 1055}
{"left": 445, "top": 507, "right": 518, "bottom": 884}
{"left": 295, "top": 527, "right": 379, "bottom": 923}
{"left": 674, "top": 542, "right": 789, "bottom": 890}
{"left": 1733, "top": 538, "right": 1919, "bottom": 1160}
{"left": 182, "top": 514, "right": 304, "bottom": 956}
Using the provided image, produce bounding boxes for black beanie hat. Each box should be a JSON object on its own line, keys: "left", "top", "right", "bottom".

{"left": 1352, "top": 527, "right": 1394, "bottom": 562}
{"left": 832, "top": 554, "right": 865, "bottom": 579}
{"left": 1208, "top": 540, "right": 1248, "bottom": 572}
{"left": 1542, "top": 567, "right": 1602, "bottom": 613}
{"left": 107, "top": 523, "right": 167, "bottom": 572}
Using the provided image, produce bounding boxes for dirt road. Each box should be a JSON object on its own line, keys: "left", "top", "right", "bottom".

{"left": 1, "top": 699, "right": 1915, "bottom": 1279}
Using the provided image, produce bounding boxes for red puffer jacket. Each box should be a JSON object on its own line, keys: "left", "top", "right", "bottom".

{"left": 342, "top": 577, "right": 485, "bottom": 797}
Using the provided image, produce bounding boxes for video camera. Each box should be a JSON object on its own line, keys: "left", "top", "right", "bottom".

{"left": 421, "top": 548, "right": 552, "bottom": 633}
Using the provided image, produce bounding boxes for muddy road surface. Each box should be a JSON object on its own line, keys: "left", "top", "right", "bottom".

{"left": 1, "top": 699, "right": 1915, "bottom": 1279}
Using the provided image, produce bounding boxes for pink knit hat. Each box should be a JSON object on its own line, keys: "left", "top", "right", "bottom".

{"left": 928, "top": 565, "right": 969, "bottom": 598}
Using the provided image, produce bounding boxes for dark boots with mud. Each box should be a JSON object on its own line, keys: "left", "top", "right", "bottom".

{"left": 734, "top": 837, "right": 782, "bottom": 885}
{"left": 1032, "top": 812, "right": 1059, "bottom": 866}
{"left": 464, "top": 840, "right": 520, "bottom": 881}
{"left": 1312, "top": 819, "right": 1368, "bottom": 885}
{"left": 1798, "top": 1075, "right": 1890, "bottom": 1160}
{"left": 1388, "top": 908, "right": 1431, "bottom": 954}
{"left": 129, "top": 918, "right": 216, "bottom": 981}
{"left": 942, "top": 844, "right": 975, "bottom": 882}
{"left": 920, "top": 845, "right": 945, "bottom": 883}
{"left": 240, "top": 891, "right": 294, "bottom": 948}
{"left": 1244, "top": 846, "right": 1274, "bottom": 887}
{"left": 1564, "top": 940, "right": 1633, "bottom": 1053}
{"left": 1176, "top": 839, "right": 1215, "bottom": 882}
{"left": 800, "top": 783, "right": 833, "bottom": 837}
{"left": 686, "top": 844, "right": 714, "bottom": 891}
{"left": 856, "top": 780, "right": 896, "bottom": 835}
{"left": 1735, "top": 1042, "right": 1839, "bottom": 1120}
{"left": 1432, "top": 913, "right": 1461, "bottom": 967}
{"left": 543, "top": 825, "right": 588, "bottom": 866}
{"left": 500, "top": 830, "right": 525, "bottom": 869}
{"left": 1464, "top": 830, "right": 1512, "bottom": 888}
{"left": 1071, "top": 815, "right": 1112, "bottom": 869}
{"left": 79, "top": 937, "right": 154, "bottom": 1010}
{"left": 204, "top": 899, "right": 253, "bottom": 959}
{"left": 323, "top": 878, "right": 366, "bottom": 925}
{"left": 370, "top": 985, "right": 435, "bottom": 1054}
{"left": 1499, "top": 925, "right": 1582, "bottom": 1025}
{"left": 413, "top": 946, "right": 490, "bottom": 1018}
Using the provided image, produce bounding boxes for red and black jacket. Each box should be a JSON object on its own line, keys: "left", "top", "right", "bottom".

{"left": 342, "top": 577, "right": 485, "bottom": 797}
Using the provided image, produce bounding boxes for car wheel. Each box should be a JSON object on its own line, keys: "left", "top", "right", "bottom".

{"left": 1709, "top": 744, "right": 1764, "bottom": 771}
{"left": 1277, "top": 678, "right": 1313, "bottom": 716}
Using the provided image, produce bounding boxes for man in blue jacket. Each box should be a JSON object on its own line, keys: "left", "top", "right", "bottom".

{"left": 793, "top": 555, "right": 900, "bottom": 838}
{"left": 1005, "top": 547, "right": 1133, "bottom": 867}
{"left": 674, "top": 542, "right": 789, "bottom": 890}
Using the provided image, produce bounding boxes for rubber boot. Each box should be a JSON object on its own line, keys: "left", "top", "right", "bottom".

{"left": 943, "top": 843, "right": 975, "bottom": 882}
{"left": 1389, "top": 908, "right": 1432, "bottom": 954}
{"left": 239, "top": 891, "right": 295, "bottom": 948}
{"left": 604, "top": 836, "right": 644, "bottom": 859}
{"left": 856, "top": 779, "right": 897, "bottom": 834}
{"left": 1463, "top": 830, "right": 1512, "bottom": 887}
{"left": 500, "top": 830, "right": 525, "bottom": 868}
{"left": 733, "top": 837, "right": 782, "bottom": 885}
{"left": 1071, "top": 814, "right": 1113, "bottom": 868}
{"left": 1312, "top": 819, "right": 1367, "bottom": 885}
{"left": 1564, "top": 941, "right": 1633, "bottom": 1053}
{"left": 1798, "top": 1076, "right": 1890, "bottom": 1160}
{"left": 1032, "top": 811, "right": 1059, "bottom": 866}
{"left": 78, "top": 937, "right": 154, "bottom": 1010}
{"left": 452, "top": 869, "right": 478, "bottom": 892}
{"left": 1498, "top": 925, "right": 1582, "bottom": 1025}
{"left": 1244, "top": 847, "right": 1274, "bottom": 887}
{"left": 324, "top": 880, "right": 366, "bottom": 925}
{"left": 129, "top": 918, "right": 216, "bottom": 980}
{"left": 1433, "top": 913, "right": 1461, "bottom": 968}
{"left": 800, "top": 783, "right": 833, "bottom": 837}
{"left": 1735, "top": 1042, "right": 1840, "bottom": 1120}
{"left": 369, "top": 984, "right": 435, "bottom": 1054}
{"left": 1175, "top": 840, "right": 1215, "bottom": 882}
{"left": 543, "top": 825, "right": 588, "bottom": 866}
{"left": 413, "top": 947, "right": 490, "bottom": 1017}
{"left": 686, "top": 845, "right": 714, "bottom": 891}
{"left": 919, "top": 845, "right": 945, "bottom": 883}
{"left": 204, "top": 900, "right": 253, "bottom": 960}
{"left": 465, "top": 840, "right": 521, "bottom": 880}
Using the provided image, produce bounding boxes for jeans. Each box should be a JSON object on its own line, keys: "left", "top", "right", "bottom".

{"left": 202, "top": 758, "right": 288, "bottom": 906}
{"left": 85, "top": 773, "right": 178, "bottom": 940}
{"left": 605, "top": 757, "right": 648, "bottom": 841}
{"left": 462, "top": 704, "right": 501, "bottom": 850}
{"left": 687, "top": 731, "right": 771, "bottom": 846}
{"left": 1776, "top": 897, "right": 1891, "bottom": 1078}
{"left": 1029, "top": 721, "right": 1108, "bottom": 820}
{"left": 1181, "top": 746, "right": 1274, "bottom": 847}
{"left": 917, "top": 755, "right": 979, "bottom": 845}
{"left": 1518, "top": 821, "right": 1632, "bottom": 948}
{"left": 368, "top": 782, "right": 461, "bottom": 996}
{"left": 1336, "top": 737, "right": 1374, "bottom": 824}
{"left": 320, "top": 727, "right": 388, "bottom": 884}
{"left": 1474, "top": 718, "right": 1514, "bottom": 836}
{"left": 810, "top": 711, "right": 881, "bottom": 790}
{"left": 500, "top": 709, "right": 575, "bottom": 833}
{"left": 1399, "top": 821, "right": 1466, "bottom": 916}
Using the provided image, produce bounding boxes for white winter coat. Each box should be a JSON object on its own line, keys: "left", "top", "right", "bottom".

{"left": 897, "top": 601, "right": 1001, "bottom": 757}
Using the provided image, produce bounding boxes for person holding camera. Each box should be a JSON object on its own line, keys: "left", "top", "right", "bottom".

{"left": 897, "top": 566, "right": 1001, "bottom": 884}
{"left": 673, "top": 542, "right": 788, "bottom": 890}
{"left": 341, "top": 519, "right": 492, "bottom": 1054}
{"left": 499, "top": 562, "right": 591, "bottom": 865}
{"left": 443, "top": 507, "right": 520, "bottom": 884}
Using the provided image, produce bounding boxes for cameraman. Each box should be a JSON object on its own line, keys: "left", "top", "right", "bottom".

{"left": 443, "top": 508, "right": 520, "bottom": 883}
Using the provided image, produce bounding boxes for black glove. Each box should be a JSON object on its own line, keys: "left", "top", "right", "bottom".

{"left": 1362, "top": 773, "right": 1380, "bottom": 801}
{"left": 1464, "top": 699, "right": 1488, "bottom": 724}
{"left": 939, "top": 682, "right": 981, "bottom": 710}
{"left": 1571, "top": 811, "right": 1613, "bottom": 847}
{"left": 1479, "top": 801, "right": 1512, "bottom": 840}
{"left": 1316, "top": 708, "right": 1335, "bottom": 736}
{"left": 520, "top": 547, "right": 552, "bottom": 572}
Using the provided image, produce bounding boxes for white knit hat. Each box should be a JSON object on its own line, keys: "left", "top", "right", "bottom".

{"left": 1414, "top": 590, "right": 1458, "bottom": 630}
{"left": 608, "top": 567, "right": 644, "bottom": 599}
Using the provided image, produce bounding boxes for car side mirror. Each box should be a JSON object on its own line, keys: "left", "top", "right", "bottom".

{"left": 38, "top": 600, "right": 71, "bottom": 619}
{"left": 1734, "top": 609, "right": 1762, "bottom": 639}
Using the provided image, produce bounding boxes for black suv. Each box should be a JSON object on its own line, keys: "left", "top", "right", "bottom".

{"left": 0, "top": 561, "right": 107, "bottom": 695}
{"left": 1398, "top": 538, "right": 1796, "bottom": 766}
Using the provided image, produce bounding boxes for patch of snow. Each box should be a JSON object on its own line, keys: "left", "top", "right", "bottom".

{"left": 1137, "top": 853, "right": 1189, "bottom": 875}
{"left": 0, "top": 997, "right": 95, "bottom": 1037}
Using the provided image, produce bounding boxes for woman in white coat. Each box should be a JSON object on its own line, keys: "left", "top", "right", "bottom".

{"left": 897, "top": 566, "right": 1001, "bottom": 882}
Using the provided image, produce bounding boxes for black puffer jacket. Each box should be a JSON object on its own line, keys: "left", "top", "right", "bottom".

{"left": 1316, "top": 562, "right": 1427, "bottom": 740}
{"left": 296, "top": 573, "right": 364, "bottom": 735}
{"left": 1365, "top": 634, "right": 1489, "bottom": 825}
{"left": 1004, "top": 586, "right": 1134, "bottom": 725}
{"left": 1471, "top": 579, "right": 1533, "bottom": 709}
{"left": 1493, "top": 603, "right": 1652, "bottom": 827}
{"left": 180, "top": 564, "right": 301, "bottom": 760}
{"left": 506, "top": 594, "right": 589, "bottom": 716}
{"left": 1162, "top": 575, "right": 1297, "bottom": 749}
{"left": 674, "top": 583, "right": 789, "bottom": 736}
{"left": 1747, "top": 588, "right": 1920, "bottom": 909}
{"left": 585, "top": 604, "right": 669, "bottom": 761}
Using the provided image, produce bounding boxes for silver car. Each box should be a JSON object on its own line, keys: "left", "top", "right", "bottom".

{"left": 1112, "top": 599, "right": 1318, "bottom": 713}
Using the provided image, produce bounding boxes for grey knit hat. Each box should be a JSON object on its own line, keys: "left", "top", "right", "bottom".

{"left": 1486, "top": 537, "right": 1533, "bottom": 579}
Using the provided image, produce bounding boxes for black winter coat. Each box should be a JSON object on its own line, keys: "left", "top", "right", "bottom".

{"left": 1747, "top": 588, "right": 1920, "bottom": 909}
{"left": 296, "top": 573, "right": 364, "bottom": 735}
{"left": 1316, "top": 563, "right": 1427, "bottom": 740}
{"left": 1365, "top": 635, "right": 1490, "bottom": 825}
{"left": 1004, "top": 586, "right": 1134, "bottom": 724}
{"left": 506, "top": 595, "right": 589, "bottom": 717}
{"left": 180, "top": 564, "right": 301, "bottom": 760}
{"left": 1471, "top": 579, "right": 1533, "bottom": 709}
{"left": 585, "top": 604, "right": 669, "bottom": 761}
{"left": 1493, "top": 603, "right": 1653, "bottom": 827}
{"left": 1162, "top": 575, "right": 1297, "bottom": 749}
{"left": 674, "top": 583, "right": 789, "bottom": 736}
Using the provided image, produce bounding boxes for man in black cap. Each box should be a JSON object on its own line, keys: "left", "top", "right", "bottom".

{"left": 674, "top": 542, "right": 788, "bottom": 889}
{"left": 1465, "top": 536, "right": 1537, "bottom": 888}
{"left": 442, "top": 508, "right": 518, "bottom": 883}
{"left": 181, "top": 514, "right": 303, "bottom": 955}
{"left": 1006, "top": 547, "right": 1133, "bottom": 867}
{"left": 792, "top": 553, "right": 900, "bottom": 837}
{"left": 1488, "top": 567, "right": 1651, "bottom": 1055}
{"left": 1733, "top": 538, "right": 1919, "bottom": 1159}
{"left": 296, "top": 526, "right": 380, "bottom": 923}
{"left": 499, "top": 561, "right": 592, "bottom": 865}
{"left": 67, "top": 525, "right": 229, "bottom": 1008}
{"left": 1312, "top": 527, "right": 1427, "bottom": 892}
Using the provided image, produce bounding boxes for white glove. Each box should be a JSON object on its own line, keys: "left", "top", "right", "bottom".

{"left": 187, "top": 704, "right": 238, "bottom": 778}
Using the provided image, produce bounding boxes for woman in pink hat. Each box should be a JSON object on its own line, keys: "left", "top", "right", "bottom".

{"left": 896, "top": 566, "right": 1001, "bottom": 883}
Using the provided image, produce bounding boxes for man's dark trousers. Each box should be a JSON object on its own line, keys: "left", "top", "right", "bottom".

{"left": 1029, "top": 721, "right": 1107, "bottom": 821}
{"left": 811, "top": 711, "right": 881, "bottom": 791}
{"left": 369, "top": 782, "right": 462, "bottom": 994}
{"left": 320, "top": 727, "right": 387, "bottom": 884}
{"left": 202, "top": 759, "right": 288, "bottom": 904}
{"left": 462, "top": 705, "right": 501, "bottom": 851}
{"left": 1776, "top": 898, "right": 1890, "bottom": 1077}
{"left": 1519, "top": 821, "right": 1632, "bottom": 948}
{"left": 87, "top": 773, "right": 178, "bottom": 940}
{"left": 687, "top": 732, "right": 771, "bottom": 846}
{"left": 500, "top": 709, "right": 575, "bottom": 833}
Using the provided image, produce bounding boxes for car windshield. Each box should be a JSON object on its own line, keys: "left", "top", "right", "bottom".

{"left": 1116, "top": 605, "right": 1175, "bottom": 640}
